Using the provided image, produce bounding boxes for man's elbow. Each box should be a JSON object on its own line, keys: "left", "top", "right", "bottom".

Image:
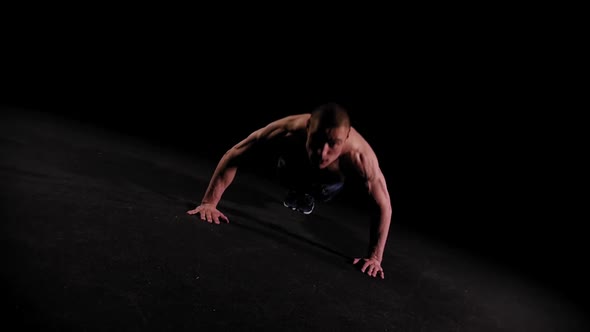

{"left": 375, "top": 192, "right": 392, "bottom": 217}
{"left": 368, "top": 197, "right": 391, "bottom": 218}
{"left": 381, "top": 203, "right": 392, "bottom": 219}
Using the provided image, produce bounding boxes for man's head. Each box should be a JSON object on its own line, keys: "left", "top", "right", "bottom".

{"left": 306, "top": 103, "right": 351, "bottom": 169}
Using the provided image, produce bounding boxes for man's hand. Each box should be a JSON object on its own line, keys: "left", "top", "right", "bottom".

{"left": 353, "top": 257, "right": 385, "bottom": 279}
{"left": 187, "top": 204, "right": 229, "bottom": 224}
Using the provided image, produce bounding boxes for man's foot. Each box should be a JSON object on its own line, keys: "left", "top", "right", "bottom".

{"left": 283, "top": 190, "right": 315, "bottom": 215}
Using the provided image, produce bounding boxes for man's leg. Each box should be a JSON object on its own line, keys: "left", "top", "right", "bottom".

{"left": 276, "top": 156, "right": 316, "bottom": 214}
{"left": 312, "top": 181, "right": 345, "bottom": 202}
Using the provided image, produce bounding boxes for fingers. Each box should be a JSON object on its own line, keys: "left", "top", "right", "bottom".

{"left": 188, "top": 206, "right": 229, "bottom": 225}
{"left": 212, "top": 212, "right": 229, "bottom": 224}
{"left": 370, "top": 265, "right": 381, "bottom": 278}
{"left": 369, "top": 264, "right": 383, "bottom": 278}
{"left": 208, "top": 212, "right": 229, "bottom": 224}
{"left": 361, "top": 261, "right": 370, "bottom": 273}
{"left": 358, "top": 259, "right": 384, "bottom": 278}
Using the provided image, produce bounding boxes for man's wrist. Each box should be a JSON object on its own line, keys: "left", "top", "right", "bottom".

{"left": 369, "top": 253, "right": 382, "bottom": 263}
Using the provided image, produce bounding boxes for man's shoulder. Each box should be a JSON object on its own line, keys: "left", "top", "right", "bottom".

{"left": 284, "top": 113, "right": 310, "bottom": 125}
{"left": 346, "top": 128, "right": 375, "bottom": 155}
{"left": 342, "top": 131, "right": 380, "bottom": 169}
{"left": 283, "top": 113, "right": 311, "bottom": 120}
{"left": 276, "top": 113, "right": 310, "bottom": 132}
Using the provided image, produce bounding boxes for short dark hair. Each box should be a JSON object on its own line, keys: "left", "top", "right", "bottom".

{"left": 310, "top": 102, "right": 351, "bottom": 129}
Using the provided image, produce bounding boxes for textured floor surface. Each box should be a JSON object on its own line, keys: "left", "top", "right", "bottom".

{"left": 1, "top": 109, "right": 587, "bottom": 331}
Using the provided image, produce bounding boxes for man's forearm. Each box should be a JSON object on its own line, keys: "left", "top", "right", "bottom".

{"left": 201, "top": 152, "right": 238, "bottom": 207}
{"left": 368, "top": 206, "right": 392, "bottom": 262}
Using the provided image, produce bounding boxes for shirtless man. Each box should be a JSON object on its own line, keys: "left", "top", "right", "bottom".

{"left": 187, "top": 103, "right": 392, "bottom": 279}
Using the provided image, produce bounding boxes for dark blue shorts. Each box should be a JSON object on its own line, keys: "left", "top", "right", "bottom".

{"left": 276, "top": 156, "right": 344, "bottom": 202}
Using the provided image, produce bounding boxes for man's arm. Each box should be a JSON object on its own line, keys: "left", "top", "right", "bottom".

{"left": 187, "top": 115, "right": 306, "bottom": 223}
{"left": 350, "top": 149, "right": 392, "bottom": 278}
{"left": 365, "top": 168, "right": 392, "bottom": 262}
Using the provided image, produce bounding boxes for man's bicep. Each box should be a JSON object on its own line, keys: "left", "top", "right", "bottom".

{"left": 367, "top": 174, "right": 391, "bottom": 211}
{"left": 353, "top": 151, "right": 391, "bottom": 210}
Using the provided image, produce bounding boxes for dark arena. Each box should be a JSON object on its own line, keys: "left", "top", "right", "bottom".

{"left": 1, "top": 18, "right": 586, "bottom": 332}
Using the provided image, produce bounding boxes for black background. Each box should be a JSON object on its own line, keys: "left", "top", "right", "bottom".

{"left": 1, "top": 10, "right": 582, "bottom": 301}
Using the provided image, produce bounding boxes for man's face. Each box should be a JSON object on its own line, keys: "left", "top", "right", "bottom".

{"left": 306, "top": 122, "right": 350, "bottom": 169}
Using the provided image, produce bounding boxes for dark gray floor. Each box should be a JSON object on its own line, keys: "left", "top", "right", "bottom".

{"left": 1, "top": 108, "right": 587, "bottom": 331}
